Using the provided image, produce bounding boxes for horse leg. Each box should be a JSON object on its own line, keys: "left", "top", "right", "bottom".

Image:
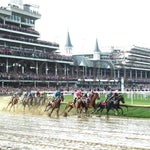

{"left": 118, "top": 107, "right": 124, "bottom": 115}
{"left": 57, "top": 108, "right": 60, "bottom": 118}
{"left": 49, "top": 107, "right": 55, "bottom": 117}
{"left": 85, "top": 107, "right": 88, "bottom": 116}
{"left": 6, "top": 101, "right": 12, "bottom": 110}
{"left": 9, "top": 104, "right": 13, "bottom": 112}
{"left": 98, "top": 108, "right": 104, "bottom": 117}
{"left": 28, "top": 103, "right": 30, "bottom": 110}
{"left": 106, "top": 109, "right": 110, "bottom": 120}
{"left": 68, "top": 106, "right": 73, "bottom": 113}
{"left": 44, "top": 104, "right": 48, "bottom": 112}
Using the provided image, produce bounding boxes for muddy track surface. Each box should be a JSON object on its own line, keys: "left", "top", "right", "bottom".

{"left": 0, "top": 96, "right": 150, "bottom": 150}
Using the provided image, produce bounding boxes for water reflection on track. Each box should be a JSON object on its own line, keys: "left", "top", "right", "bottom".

{"left": 0, "top": 112, "right": 150, "bottom": 150}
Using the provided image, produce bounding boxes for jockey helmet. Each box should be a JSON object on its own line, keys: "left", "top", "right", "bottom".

{"left": 78, "top": 90, "right": 81, "bottom": 93}
{"left": 91, "top": 90, "right": 94, "bottom": 93}
{"left": 109, "top": 91, "right": 112, "bottom": 94}
{"left": 57, "top": 90, "right": 60, "bottom": 93}
{"left": 37, "top": 90, "right": 39, "bottom": 93}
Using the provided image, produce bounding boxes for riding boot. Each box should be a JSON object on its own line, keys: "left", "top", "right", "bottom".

{"left": 74, "top": 98, "right": 76, "bottom": 106}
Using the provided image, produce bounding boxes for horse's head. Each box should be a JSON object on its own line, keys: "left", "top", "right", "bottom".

{"left": 94, "top": 93, "right": 100, "bottom": 100}
{"left": 60, "top": 93, "right": 64, "bottom": 102}
{"left": 118, "top": 95, "right": 125, "bottom": 103}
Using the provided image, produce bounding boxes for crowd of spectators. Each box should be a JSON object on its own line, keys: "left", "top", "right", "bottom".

{"left": 0, "top": 46, "right": 72, "bottom": 61}
{"left": 2, "top": 34, "right": 59, "bottom": 47}
{"left": 0, "top": 71, "right": 78, "bottom": 81}
{"left": 0, "top": 23, "right": 39, "bottom": 35}
{"left": 1, "top": 84, "right": 150, "bottom": 95}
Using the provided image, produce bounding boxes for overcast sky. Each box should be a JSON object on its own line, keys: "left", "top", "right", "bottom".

{"left": 1, "top": 0, "right": 150, "bottom": 54}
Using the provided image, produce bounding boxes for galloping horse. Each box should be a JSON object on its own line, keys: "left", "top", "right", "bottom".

{"left": 64, "top": 93, "right": 100, "bottom": 115}
{"left": 95, "top": 95, "right": 125, "bottom": 117}
{"left": 22, "top": 93, "right": 33, "bottom": 111}
{"left": 75, "top": 97, "right": 84, "bottom": 115}
{"left": 64, "top": 99, "right": 74, "bottom": 113}
{"left": 83, "top": 93, "right": 100, "bottom": 115}
{"left": 6, "top": 94, "right": 19, "bottom": 111}
{"left": 106, "top": 95, "right": 125, "bottom": 117}
{"left": 45, "top": 93, "right": 64, "bottom": 117}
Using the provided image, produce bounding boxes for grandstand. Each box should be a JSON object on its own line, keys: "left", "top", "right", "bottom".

{"left": 0, "top": 0, "right": 150, "bottom": 93}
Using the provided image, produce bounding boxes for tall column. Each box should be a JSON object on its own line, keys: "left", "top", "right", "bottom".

{"left": 135, "top": 70, "right": 137, "bottom": 79}
{"left": 130, "top": 70, "right": 132, "bottom": 79}
{"left": 22, "top": 66, "right": 24, "bottom": 74}
{"left": 55, "top": 63, "right": 57, "bottom": 76}
{"left": 64, "top": 64, "right": 66, "bottom": 75}
{"left": 89, "top": 68, "right": 92, "bottom": 77}
{"left": 72, "top": 67, "right": 74, "bottom": 76}
{"left": 145, "top": 71, "right": 147, "bottom": 79}
{"left": 104, "top": 69, "right": 106, "bottom": 77}
{"left": 83, "top": 66, "right": 84, "bottom": 77}
{"left": 2, "top": 81, "right": 4, "bottom": 88}
{"left": 34, "top": 82, "right": 36, "bottom": 88}
{"left": 36, "top": 62, "right": 38, "bottom": 75}
{"left": 6, "top": 58, "right": 8, "bottom": 73}
{"left": 85, "top": 67, "right": 87, "bottom": 77}
{"left": 67, "top": 65, "right": 69, "bottom": 76}
{"left": 140, "top": 71, "right": 142, "bottom": 79}
{"left": 45, "top": 63, "right": 48, "bottom": 75}
{"left": 101, "top": 69, "right": 103, "bottom": 77}
{"left": 114, "top": 69, "right": 116, "bottom": 79}
{"left": 118, "top": 70, "right": 120, "bottom": 78}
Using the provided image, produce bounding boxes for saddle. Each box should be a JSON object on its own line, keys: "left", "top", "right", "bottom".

{"left": 101, "top": 100, "right": 106, "bottom": 105}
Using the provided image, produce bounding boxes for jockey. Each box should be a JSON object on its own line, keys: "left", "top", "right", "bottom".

{"left": 11, "top": 92, "right": 17, "bottom": 101}
{"left": 41, "top": 91, "right": 46, "bottom": 95}
{"left": 36, "top": 90, "right": 40, "bottom": 97}
{"left": 28, "top": 92, "right": 33, "bottom": 99}
{"left": 87, "top": 90, "right": 94, "bottom": 101}
{"left": 54, "top": 90, "right": 61, "bottom": 99}
{"left": 74, "top": 90, "right": 82, "bottom": 105}
{"left": 106, "top": 91, "right": 118, "bottom": 103}
{"left": 105, "top": 91, "right": 113, "bottom": 103}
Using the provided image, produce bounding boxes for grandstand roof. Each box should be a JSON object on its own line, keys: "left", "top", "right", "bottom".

{"left": 72, "top": 56, "right": 93, "bottom": 67}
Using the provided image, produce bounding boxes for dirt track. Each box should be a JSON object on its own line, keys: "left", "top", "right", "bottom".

{"left": 0, "top": 96, "right": 51, "bottom": 116}
{"left": 0, "top": 96, "right": 70, "bottom": 118}
{"left": 0, "top": 96, "right": 11, "bottom": 111}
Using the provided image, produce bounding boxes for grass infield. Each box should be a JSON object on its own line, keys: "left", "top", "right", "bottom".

{"left": 63, "top": 94, "right": 150, "bottom": 118}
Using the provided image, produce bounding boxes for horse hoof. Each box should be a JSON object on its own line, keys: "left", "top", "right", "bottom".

{"left": 63, "top": 112, "right": 67, "bottom": 117}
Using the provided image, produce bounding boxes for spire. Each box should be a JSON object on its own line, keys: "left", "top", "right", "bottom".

{"left": 94, "top": 38, "right": 100, "bottom": 52}
{"left": 65, "top": 31, "right": 73, "bottom": 48}
{"left": 93, "top": 38, "right": 101, "bottom": 60}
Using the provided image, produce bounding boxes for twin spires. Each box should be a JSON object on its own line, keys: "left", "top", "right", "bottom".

{"left": 65, "top": 31, "right": 101, "bottom": 60}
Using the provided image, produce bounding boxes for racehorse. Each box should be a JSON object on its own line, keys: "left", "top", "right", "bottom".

{"left": 22, "top": 93, "right": 32, "bottom": 111}
{"left": 75, "top": 97, "right": 84, "bottom": 115}
{"left": 6, "top": 94, "right": 19, "bottom": 111}
{"left": 83, "top": 93, "right": 100, "bottom": 115}
{"left": 45, "top": 93, "right": 64, "bottom": 117}
{"left": 63, "top": 99, "right": 74, "bottom": 113}
{"left": 40, "top": 93, "right": 48, "bottom": 105}
{"left": 64, "top": 93, "right": 100, "bottom": 115}
{"left": 63, "top": 95, "right": 85, "bottom": 114}
{"left": 94, "top": 95, "right": 125, "bottom": 117}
